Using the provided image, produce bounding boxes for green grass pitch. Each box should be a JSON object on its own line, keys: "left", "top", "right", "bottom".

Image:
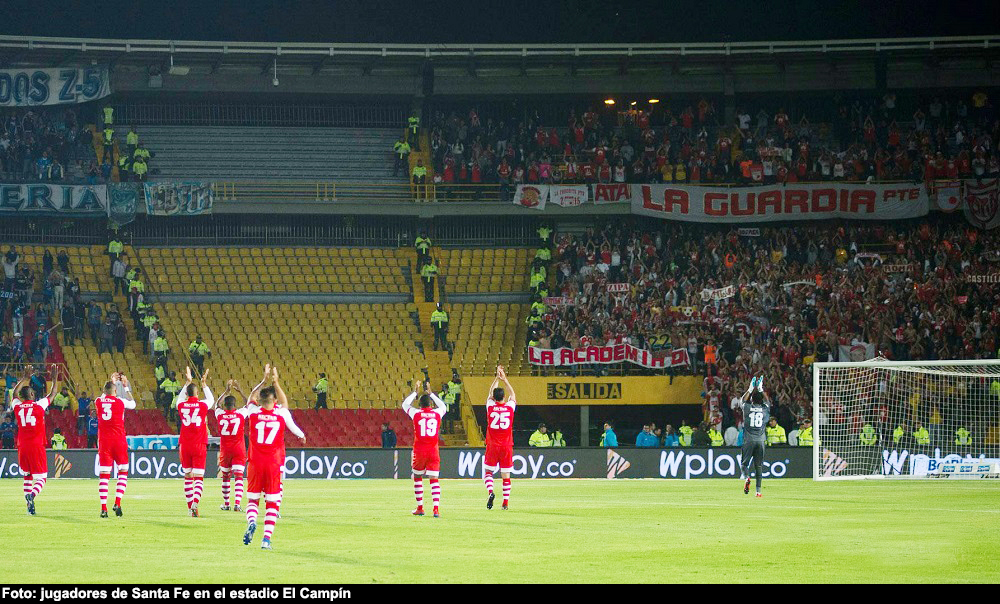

{"left": 4, "top": 478, "right": 999, "bottom": 583}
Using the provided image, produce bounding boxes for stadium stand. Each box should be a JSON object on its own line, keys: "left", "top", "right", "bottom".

{"left": 447, "top": 303, "right": 531, "bottom": 376}
{"left": 524, "top": 216, "right": 1000, "bottom": 444}
{"left": 136, "top": 126, "right": 402, "bottom": 182}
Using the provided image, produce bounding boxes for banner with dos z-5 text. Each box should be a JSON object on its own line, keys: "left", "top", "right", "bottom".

{"left": 528, "top": 344, "right": 690, "bottom": 369}
{"left": 0, "top": 447, "right": 812, "bottom": 479}
{"left": 144, "top": 182, "right": 214, "bottom": 216}
{"left": 0, "top": 66, "right": 111, "bottom": 106}
{"left": 0, "top": 183, "right": 108, "bottom": 214}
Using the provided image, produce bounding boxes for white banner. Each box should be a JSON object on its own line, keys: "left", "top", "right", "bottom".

{"left": 143, "top": 182, "right": 214, "bottom": 216}
{"left": 543, "top": 296, "right": 573, "bottom": 307}
{"left": 0, "top": 183, "right": 108, "bottom": 214}
{"left": 529, "top": 345, "right": 690, "bottom": 369}
{"left": 592, "top": 183, "right": 633, "bottom": 205}
{"left": 550, "top": 185, "right": 588, "bottom": 207}
{"left": 738, "top": 227, "right": 761, "bottom": 236}
{"left": 963, "top": 179, "right": 1000, "bottom": 230}
{"left": 700, "top": 285, "right": 736, "bottom": 301}
{"left": 782, "top": 280, "right": 814, "bottom": 288}
{"left": 0, "top": 66, "right": 111, "bottom": 107}
{"left": 631, "top": 183, "right": 929, "bottom": 223}
{"left": 838, "top": 342, "right": 877, "bottom": 362}
{"left": 606, "top": 283, "right": 630, "bottom": 293}
{"left": 513, "top": 185, "right": 548, "bottom": 210}
{"left": 935, "top": 180, "right": 962, "bottom": 212}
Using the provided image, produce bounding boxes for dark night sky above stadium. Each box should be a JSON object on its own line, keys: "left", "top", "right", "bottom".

{"left": 2, "top": 0, "right": 998, "bottom": 43}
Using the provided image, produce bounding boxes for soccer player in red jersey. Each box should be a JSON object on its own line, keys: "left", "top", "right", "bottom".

{"left": 242, "top": 366, "right": 304, "bottom": 550}
{"left": 215, "top": 379, "right": 251, "bottom": 512}
{"left": 173, "top": 366, "right": 215, "bottom": 516}
{"left": 402, "top": 377, "right": 447, "bottom": 518}
{"left": 483, "top": 365, "right": 516, "bottom": 510}
{"left": 95, "top": 372, "right": 137, "bottom": 517}
{"left": 11, "top": 368, "right": 58, "bottom": 515}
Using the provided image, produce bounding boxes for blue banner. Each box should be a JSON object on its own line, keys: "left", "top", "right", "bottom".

{"left": 0, "top": 66, "right": 111, "bottom": 107}
{"left": 0, "top": 183, "right": 108, "bottom": 214}
{"left": 108, "top": 182, "right": 139, "bottom": 225}
{"left": 143, "top": 182, "right": 214, "bottom": 216}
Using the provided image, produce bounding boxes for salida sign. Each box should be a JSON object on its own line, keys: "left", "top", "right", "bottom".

{"left": 546, "top": 382, "right": 622, "bottom": 400}
{"left": 631, "top": 183, "right": 928, "bottom": 223}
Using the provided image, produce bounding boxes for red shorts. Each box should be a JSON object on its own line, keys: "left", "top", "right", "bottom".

{"left": 246, "top": 459, "right": 282, "bottom": 496}
{"left": 18, "top": 445, "right": 47, "bottom": 475}
{"left": 218, "top": 446, "right": 247, "bottom": 471}
{"left": 180, "top": 442, "right": 207, "bottom": 472}
{"left": 411, "top": 447, "right": 440, "bottom": 475}
{"left": 484, "top": 443, "right": 514, "bottom": 472}
{"left": 98, "top": 438, "right": 129, "bottom": 468}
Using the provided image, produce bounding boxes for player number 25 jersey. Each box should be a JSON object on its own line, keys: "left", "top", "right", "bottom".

{"left": 486, "top": 397, "right": 517, "bottom": 448}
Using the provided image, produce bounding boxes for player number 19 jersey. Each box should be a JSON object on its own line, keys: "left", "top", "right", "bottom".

{"left": 412, "top": 409, "right": 442, "bottom": 452}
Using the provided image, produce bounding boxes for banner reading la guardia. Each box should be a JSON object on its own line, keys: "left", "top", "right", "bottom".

{"left": 0, "top": 66, "right": 111, "bottom": 107}
{"left": 632, "top": 182, "right": 929, "bottom": 222}
{"left": 0, "top": 183, "right": 108, "bottom": 214}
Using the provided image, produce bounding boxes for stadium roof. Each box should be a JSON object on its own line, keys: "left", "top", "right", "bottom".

{"left": 1, "top": 34, "right": 998, "bottom": 76}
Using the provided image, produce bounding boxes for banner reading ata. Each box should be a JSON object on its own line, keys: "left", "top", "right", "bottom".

{"left": 528, "top": 344, "right": 689, "bottom": 369}
{"left": 632, "top": 182, "right": 929, "bottom": 222}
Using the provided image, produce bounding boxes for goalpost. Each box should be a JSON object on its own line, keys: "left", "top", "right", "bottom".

{"left": 812, "top": 358, "right": 1000, "bottom": 480}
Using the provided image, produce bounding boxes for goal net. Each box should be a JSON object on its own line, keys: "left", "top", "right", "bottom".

{"left": 812, "top": 358, "right": 1000, "bottom": 480}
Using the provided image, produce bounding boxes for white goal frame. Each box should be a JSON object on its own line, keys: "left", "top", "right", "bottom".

{"left": 812, "top": 358, "right": 1000, "bottom": 480}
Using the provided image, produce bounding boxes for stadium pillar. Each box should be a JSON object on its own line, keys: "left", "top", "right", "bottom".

{"left": 580, "top": 405, "right": 590, "bottom": 447}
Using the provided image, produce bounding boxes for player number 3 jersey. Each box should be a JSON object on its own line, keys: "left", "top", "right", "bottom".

{"left": 95, "top": 392, "right": 137, "bottom": 442}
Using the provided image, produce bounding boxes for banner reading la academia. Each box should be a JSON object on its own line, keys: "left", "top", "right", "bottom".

{"left": 529, "top": 343, "right": 690, "bottom": 369}
{"left": 515, "top": 182, "right": 929, "bottom": 222}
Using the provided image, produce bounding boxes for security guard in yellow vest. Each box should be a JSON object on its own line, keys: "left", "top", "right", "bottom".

{"left": 708, "top": 424, "right": 724, "bottom": 447}
{"left": 133, "top": 143, "right": 150, "bottom": 163}
{"left": 393, "top": 138, "right": 411, "bottom": 176}
{"left": 766, "top": 417, "right": 787, "bottom": 445}
{"left": 530, "top": 296, "right": 546, "bottom": 317}
{"left": 188, "top": 336, "right": 211, "bottom": 374}
{"left": 892, "top": 422, "right": 908, "bottom": 444}
{"left": 798, "top": 419, "right": 815, "bottom": 446}
{"left": 678, "top": 420, "right": 693, "bottom": 446}
{"left": 414, "top": 233, "right": 431, "bottom": 263}
{"left": 102, "top": 126, "right": 114, "bottom": 157}
{"left": 132, "top": 156, "right": 148, "bottom": 182}
{"left": 407, "top": 112, "right": 421, "bottom": 150}
{"left": 140, "top": 307, "right": 158, "bottom": 354}
{"left": 447, "top": 376, "right": 462, "bottom": 408}
{"left": 154, "top": 363, "right": 166, "bottom": 386}
{"left": 411, "top": 160, "right": 428, "bottom": 201}
{"left": 954, "top": 426, "right": 972, "bottom": 446}
{"left": 912, "top": 421, "right": 931, "bottom": 446}
{"left": 534, "top": 247, "right": 551, "bottom": 265}
{"left": 860, "top": 422, "right": 878, "bottom": 446}
{"left": 117, "top": 152, "right": 131, "bottom": 181}
{"left": 420, "top": 257, "right": 437, "bottom": 302}
{"left": 431, "top": 303, "right": 449, "bottom": 351}
{"left": 126, "top": 127, "right": 139, "bottom": 156}
{"left": 102, "top": 104, "right": 114, "bottom": 127}
{"left": 550, "top": 427, "right": 566, "bottom": 447}
{"left": 108, "top": 237, "right": 124, "bottom": 263}
{"left": 159, "top": 371, "right": 182, "bottom": 416}
{"left": 50, "top": 429, "right": 67, "bottom": 450}
{"left": 537, "top": 225, "right": 552, "bottom": 245}
{"left": 153, "top": 332, "right": 170, "bottom": 368}
{"left": 313, "top": 373, "right": 329, "bottom": 410}
{"left": 439, "top": 382, "right": 456, "bottom": 434}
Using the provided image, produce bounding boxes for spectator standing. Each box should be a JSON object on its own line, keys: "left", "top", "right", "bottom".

{"left": 60, "top": 302, "right": 76, "bottom": 346}
{"left": 692, "top": 422, "right": 712, "bottom": 446}
{"left": 412, "top": 159, "right": 427, "bottom": 201}
{"left": 663, "top": 424, "right": 680, "bottom": 447}
{"left": 76, "top": 391, "right": 91, "bottom": 435}
{"left": 420, "top": 256, "right": 438, "bottom": 302}
{"left": 381, "top": 423, "right": 397, "bottom": 448}
{"left": 98, "top": 317, "right": 114, "bottom": 354}
{"left": 86, "top": 408, "right": 99, "bottom": 448}
{"left": 51, "top": 387, "right": 73, "bottom": 412}
{"left": 600, "top": 422, "right": 618, "bottom": 447}
{"left": 114, "top": 318, "right": 127, "bottom": 353}
{"left": 0, "top": 413, "right": 14, "bottom": 448}
{"left": 86, "top": 301, "right": 102, "bottom": 346}
{"left": 635, "top": 424, "right": 657, "bottom": 447}
{"left": 431, "top": 303, "right": 449, "bottom": 351}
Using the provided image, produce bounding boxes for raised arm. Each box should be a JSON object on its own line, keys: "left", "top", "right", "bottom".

{"left": 277, "top": 408, "right": 306, "bottom": 442}
{"left": 116, "top": 372, "right": 137, "bottom": 409}
{"left": 271, "top": 367, "right": 287, "bottom": 408}
{"left": 45, "top": 367, "right": 59, "bottom": 401}
{"left": 499, "top": 365, "right": 516, "bottom": 408}
{"left": 247, "top": 364, "right": 271, "bottom": 405}
{"left": 174, "top": 368, "right": 192, "bottom": 409}
{"left": 402, "top": 376, "right": 420, "bottom": 418}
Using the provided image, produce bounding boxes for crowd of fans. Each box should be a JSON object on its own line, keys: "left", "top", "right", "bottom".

{"left": 524, "top": 214, "right": 1000, "bottom": 443}
{"left": 0, "top": 103, "right": 153, "bottom": 185}
{"left": 425, "top": 90, "right": 999, "bottom": 198}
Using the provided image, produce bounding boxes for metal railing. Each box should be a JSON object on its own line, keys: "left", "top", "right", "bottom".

{"left": 114, "top": 102, "right": 407, "bottom": 128}
{"left": 213, "top": 181, "right": 504, "bottom": 204}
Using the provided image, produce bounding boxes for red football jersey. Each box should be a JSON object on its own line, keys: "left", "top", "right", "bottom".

{"left": 215, "top": 408, "right": 248, "bottom": 451}
{"left": 177, "top": 397, "right": 210, "bottom": 446}
{"left": 486, "top": 398, "right": 517, "bottom": 448}
{"left": 95, "top": 394, "right": 132, "bottom": 443}
{"left": 13, "top": 398, "right": 48, "bottom": 449}
{"left": 247, "top": 408, "right": 291, "bottom": 465}
{"left": 411, "top": 408, "right": 443, "bottom": 453}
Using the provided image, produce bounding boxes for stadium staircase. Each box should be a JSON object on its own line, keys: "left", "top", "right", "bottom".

{"left": 406, "top": 126, "right": 432, "bottom": 199}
